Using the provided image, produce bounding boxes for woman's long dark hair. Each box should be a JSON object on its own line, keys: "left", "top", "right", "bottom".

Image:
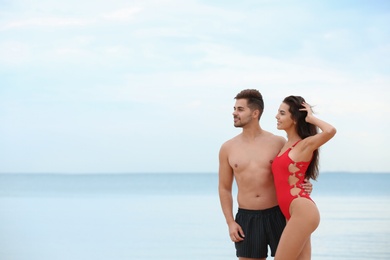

{"left": 283, "top": 95, "right": 319, "bottom": 180}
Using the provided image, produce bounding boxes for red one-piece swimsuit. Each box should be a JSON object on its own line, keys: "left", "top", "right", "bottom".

{"left": 271, "top": 141, "right": 313, "bottom": 220}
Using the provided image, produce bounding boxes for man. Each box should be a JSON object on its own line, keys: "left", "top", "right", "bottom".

{"left": 218, "top": 89, "right": 312, "bottom": 259}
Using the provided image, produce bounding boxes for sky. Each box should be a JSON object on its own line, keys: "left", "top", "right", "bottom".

{"left": 1, "top": 0, "right": 389, "bottom": 174}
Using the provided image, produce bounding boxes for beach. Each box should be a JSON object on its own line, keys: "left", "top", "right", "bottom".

{"left": 0, "top": 172, "right": 389, "bottom": 259}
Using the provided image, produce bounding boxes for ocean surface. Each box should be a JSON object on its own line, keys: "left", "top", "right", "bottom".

{"left": 0, "top": 172, "right": 389, "bottom": 260}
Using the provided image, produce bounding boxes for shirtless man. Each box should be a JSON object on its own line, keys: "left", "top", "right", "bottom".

{"left": 218, "top": 89, "right": 312, "bottom": 259}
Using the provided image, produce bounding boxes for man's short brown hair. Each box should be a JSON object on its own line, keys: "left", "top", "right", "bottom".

{"left": 234, "top": 89, "right": 264, "bottom": 119}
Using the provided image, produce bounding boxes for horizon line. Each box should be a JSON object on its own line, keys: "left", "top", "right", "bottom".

{"left": 0, "top": 171, "right": 389, "bottom": 175}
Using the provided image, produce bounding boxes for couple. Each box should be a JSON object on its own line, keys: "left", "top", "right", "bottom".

{"left": 218, "top": 89, "right": 336, "bottom": 260}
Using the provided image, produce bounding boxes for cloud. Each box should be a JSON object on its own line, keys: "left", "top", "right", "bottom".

{"left": 0, "top": 17, "right": 95, "bottom": 30}
{"left": 0, "top": 41, "right": 30, "bottom": 65}
{"left": 0, "top": 5, "right": 143, "bottom": 31}
{"left": 102, "top": 7, "right": 143, "bottom": 22}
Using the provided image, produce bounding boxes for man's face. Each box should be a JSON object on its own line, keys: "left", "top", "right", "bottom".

{"left": 232, "top": 99, "right": 254, "bottom": 128}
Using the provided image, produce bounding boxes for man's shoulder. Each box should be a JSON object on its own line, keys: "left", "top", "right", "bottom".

{"left": 262, "top": 130, "right": 284, "bottom": 139}
{"left": 220, "top": 134, "right": 241, "bottom": 148}
{"left": 261, "top": 131, "right": 286, "bottom": 144}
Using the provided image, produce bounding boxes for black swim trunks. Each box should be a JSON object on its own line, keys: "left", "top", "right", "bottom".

{"left": 235, "top": 206, "right": 286, "bottom": 258}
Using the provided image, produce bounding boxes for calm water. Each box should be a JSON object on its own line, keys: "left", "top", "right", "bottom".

{"left": 0, "top": 172, "right": 389, "bottom": 260}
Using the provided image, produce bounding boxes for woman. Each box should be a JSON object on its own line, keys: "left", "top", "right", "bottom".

{"left": 272, "top": 96, "right": 336, "bottom": 260}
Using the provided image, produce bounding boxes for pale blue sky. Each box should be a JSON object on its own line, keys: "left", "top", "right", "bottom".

{"left": 1, "top": 0, "right": 389, "bottom": 173}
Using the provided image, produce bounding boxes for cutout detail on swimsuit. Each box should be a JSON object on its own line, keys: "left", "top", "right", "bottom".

{"left": 288, "top": 162, "right": 303, "bottom": 198}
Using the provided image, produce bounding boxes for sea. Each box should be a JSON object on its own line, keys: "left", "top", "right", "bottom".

{"left": 0, "top": 172, "right": 389, "bottom": 260}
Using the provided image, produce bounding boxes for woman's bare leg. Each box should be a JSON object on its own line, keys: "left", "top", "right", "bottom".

{"left": 274, "top": 199, "right": 319, "bottom": 260}
{"left": 297, "top": 237, "right": 312, "bottom": 260}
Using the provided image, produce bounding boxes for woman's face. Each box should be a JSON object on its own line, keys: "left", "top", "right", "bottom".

{"left": 275, "top": 102, "right": 295, "bottom": 130}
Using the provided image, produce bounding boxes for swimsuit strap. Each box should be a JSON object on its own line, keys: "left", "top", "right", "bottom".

{"left": 292, "top": 140, "right": 301, "bottom": 147}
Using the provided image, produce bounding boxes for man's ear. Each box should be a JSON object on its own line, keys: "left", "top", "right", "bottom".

{"left": 252, "top": 109, "right": 260, "bottom": 119}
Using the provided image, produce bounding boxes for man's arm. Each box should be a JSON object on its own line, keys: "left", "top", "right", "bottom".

{"left": 218, "top": 144, "right": 244, "bottom": 242}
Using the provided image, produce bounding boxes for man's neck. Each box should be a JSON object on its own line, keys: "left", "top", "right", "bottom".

{"left": 241, "top": 125, "right": 263, "bottom": 139}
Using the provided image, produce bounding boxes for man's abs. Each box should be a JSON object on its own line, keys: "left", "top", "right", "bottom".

{"left": 237, "top": 189, "right": 279, "bottom": 210}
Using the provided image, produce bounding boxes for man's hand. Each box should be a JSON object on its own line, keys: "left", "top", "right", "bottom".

{"left": 228, "top": 221, "right": 245, "bottom": 243}
{"left": 301, "top": 178, "right": 313, "bottom": 195}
